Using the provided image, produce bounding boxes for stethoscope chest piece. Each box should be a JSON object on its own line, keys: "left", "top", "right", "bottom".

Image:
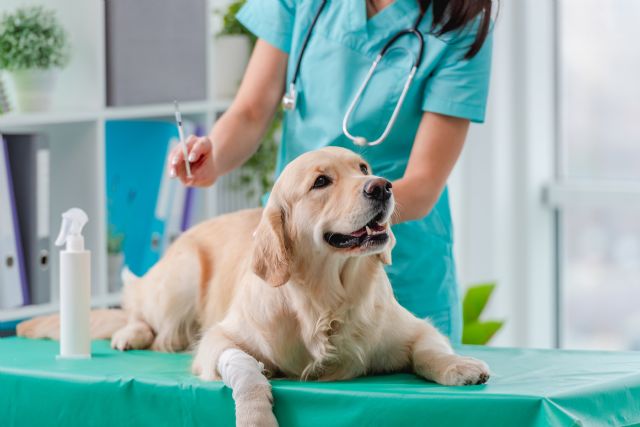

{"left": 282, "top": 83, "right": 297, "bottom": 110}
{"left": 353, "top": 137, "right": 368, "bottom": 147}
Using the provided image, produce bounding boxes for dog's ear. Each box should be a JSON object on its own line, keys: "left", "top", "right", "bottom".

{"left": 377, "top": 227, "right": 396, "bottom": 265}
{"left": 252, "top": 204, "right": 291, "bottom": 287}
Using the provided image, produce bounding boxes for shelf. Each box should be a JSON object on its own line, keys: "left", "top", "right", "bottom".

{"left": 0, "top": 293, "right": 122, "bottom": 323}
{"left": 103, "top": 99, "right": 233, "bottom": 120}
{"left": 0, "top": 109, "right": 99, "bottom": 129}
{"left": 0, "top": 99, "right": 233, "bottom": 129}
{"left": 0, "top": 0, "right": 235, "bottom": 326}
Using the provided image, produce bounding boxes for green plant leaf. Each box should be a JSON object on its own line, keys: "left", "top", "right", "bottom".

{"left": 215, "top": 0, "right": 256, "bottom": 45}
{"left": 462, "top": 321, "right": 503, "bottom": 345}
{"left": 463, "top": 283, "right": 496, "bottom": 324}
{"left": 0, "top": 6, "right": 71, "bottom": 71}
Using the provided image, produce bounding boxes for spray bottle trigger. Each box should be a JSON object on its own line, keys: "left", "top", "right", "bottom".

{"left": 55, "top": 217, "right": 72, "bottom": 246}
{"left": 55, "top": 208, "right": 89, "bottom": 249}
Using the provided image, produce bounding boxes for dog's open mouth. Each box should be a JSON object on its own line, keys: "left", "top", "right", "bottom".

{"left": 324, "top": 214, "right": 389, "bottom": 249}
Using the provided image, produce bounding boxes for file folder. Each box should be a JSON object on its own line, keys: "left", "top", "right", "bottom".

{"left": 5, "top": 134, "right": 51, "bottom": 304}
{"left": 106, "top": 120, "right": 180, "bottom": 276}
{"left": 0, "top": 135, "right": 29, "bottom": 308}
{"left": 180, "top": 124, "right": 208, "bottom": 231}
{"left": 162, "top": 138, "right": 188, "bottom": 248}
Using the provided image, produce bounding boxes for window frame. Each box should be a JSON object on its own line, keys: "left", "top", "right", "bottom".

{"left": 544, "top": 0, "right": 640, "bottom": 348}
{"left": 442, "top": 0, "right": 639, "bottom": 349}
{"left": 451, "top": 0, "right": 558, "bottom": 349}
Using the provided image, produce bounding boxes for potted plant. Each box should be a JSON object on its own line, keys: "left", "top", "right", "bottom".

{"left": 213, "top": 0, "right": 254, "bottom": 99}
{"left": 0, "top": 6, "right": 70, "bottom": 112}
{"left": 107, "top": 226, "right": 125, "bottom": 293}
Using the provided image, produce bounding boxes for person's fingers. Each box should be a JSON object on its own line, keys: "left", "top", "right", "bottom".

{"left": 172, "top": 156, "right": 205, "bottom": 186}
{"left": 168, "top": 135, "right": 216, "bottom": 187}
{"left": 170, "top": 146, "right": 195, "bottom": 182}
{"left": 176, "top": 162, "right": 194, "bottom": 185}
{"left": 187, "top": 137, "right": 211, "bottom": 163}
{"left": 171, "top": 135, "right": 199, "bottom": 166}
{"left": 185, "top": 134, "right": 198, "bottom": 148}
{"left": 169, "top": 155, "right": 186, "bottom": 180}
{"left": 170, "top": 144, "right": 184, "bottom": 167}
{"left": 169, "top": 144, "right": 180, "bottom": 178}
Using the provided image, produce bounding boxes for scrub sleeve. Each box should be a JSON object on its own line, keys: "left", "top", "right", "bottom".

{"left": 236, "top": 0, "right": 296, "bottom": 54}
{"left": 422, "top": 21, "right": 493, "bottom": 123}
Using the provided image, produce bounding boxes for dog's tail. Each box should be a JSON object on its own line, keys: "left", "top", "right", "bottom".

{"left": 16, "top": 267, "right": 139, "bottom": 340}
{"left": 16, "top": 309, "right": 128, "bottom": 340}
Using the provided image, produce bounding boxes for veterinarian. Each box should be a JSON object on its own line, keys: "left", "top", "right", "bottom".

{"left": 170, "top": 0, "right": 493, "bottom": 343}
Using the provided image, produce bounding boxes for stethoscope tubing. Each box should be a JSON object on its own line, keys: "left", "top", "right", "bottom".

{"left": 283, "top": 1, "right": 426, "bottom": 147}
{"left": 343, "top": 27, "right": 424, "bottom": 146}
{"left": 291, "top": 0, "right": 328, "bottom": 85}
{"left": 381, "top": 28, "right": 425, "bottom": 67}
{"left": 342, "top": 57, "right": 418, "bottom": 147}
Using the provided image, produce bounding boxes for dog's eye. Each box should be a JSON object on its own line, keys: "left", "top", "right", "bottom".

{"left": 360, "top": 164, "right": 369, "bottom": 175}
{"left": 312, "top": 175, "right": 332, "bottom": 190}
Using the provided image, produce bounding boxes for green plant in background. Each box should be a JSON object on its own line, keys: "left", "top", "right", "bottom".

{"left": 0, "top": 6, "right": 70, "bottom": 71}
{"left": 216, "top": 0, "right": 256, "bottom": 44}
{"left": 234, "top": 109, "right": 282, "bottom": 199}
{"left": 217, "top": 0, "right": 280, "bottom": 200}
{"left": 462, "top": 282, "right": 504, "bottom": 345}
{"left": 107, "top": 226, "right": 124, "bottom": 255}
{"left": 106, "top": 183, "right": 123, "bottom": 255}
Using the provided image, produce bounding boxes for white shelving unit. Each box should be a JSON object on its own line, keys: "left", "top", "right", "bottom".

{"left": 0, "top": 0, "right": 238, "bottom": 322}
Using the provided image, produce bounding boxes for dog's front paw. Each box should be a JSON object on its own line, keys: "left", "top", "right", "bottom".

{"left": 435, "top": 356, "right": 490, "bottom": 386}
{"left": 110, "top": 324, "right": 154, "bottom": 351}
{"left": 191, "top": 349, "right": 220, "bottom": 381}
{"left": 110, "top": 329, "right": 133, "bottom": 351}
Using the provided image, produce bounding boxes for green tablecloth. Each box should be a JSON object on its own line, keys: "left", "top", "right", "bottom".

{"left": 0, "top": 337, "right": 639, "bottom": 426}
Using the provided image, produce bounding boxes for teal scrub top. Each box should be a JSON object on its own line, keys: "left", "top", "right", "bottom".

{"left": 237, "top": 0, "right": 493, "bottom": 342}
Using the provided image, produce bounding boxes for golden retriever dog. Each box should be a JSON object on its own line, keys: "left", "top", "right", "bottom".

{"left": 19, "top": 147, "right": 489, "bottom": 425}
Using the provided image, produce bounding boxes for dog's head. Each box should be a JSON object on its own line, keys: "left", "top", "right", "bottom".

{"left": 252, "top": 147, "right": 396, "bottom": 287}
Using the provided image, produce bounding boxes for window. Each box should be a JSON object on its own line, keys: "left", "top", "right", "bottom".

{"left": 558, "top": 0, "right": 640, "bottom": 350}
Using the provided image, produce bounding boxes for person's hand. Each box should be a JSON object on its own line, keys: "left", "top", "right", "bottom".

{"left": 169, "top": 135, "right": 217, "bottom": 187}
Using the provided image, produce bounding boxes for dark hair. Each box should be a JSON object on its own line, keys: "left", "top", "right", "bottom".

{"left": 418, "top": 0, "right": 493, "bottom": 59}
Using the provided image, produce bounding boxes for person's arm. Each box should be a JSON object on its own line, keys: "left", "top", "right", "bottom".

{"left": 170, "top": 39, "right": 288, "bottom": 186}
{"left": 391, "top": 112, "right": 470, "bottom": 223}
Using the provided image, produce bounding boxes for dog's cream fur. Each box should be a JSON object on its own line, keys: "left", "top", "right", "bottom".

{"left": 19, "top": 147, "right": 489, "bottom": 391}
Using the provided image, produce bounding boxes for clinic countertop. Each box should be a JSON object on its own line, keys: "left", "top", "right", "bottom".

{"left": 0, "top": 337, "right": 639, "bottom": 426}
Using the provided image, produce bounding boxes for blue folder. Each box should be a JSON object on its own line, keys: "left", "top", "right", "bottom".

{"left": 105, "top": 121, "right": 180, "bottom": 276}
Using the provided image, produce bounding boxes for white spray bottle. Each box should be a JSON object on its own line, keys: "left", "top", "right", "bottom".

{"left": 55, "top": 208, "right": 91, "bottom": 359}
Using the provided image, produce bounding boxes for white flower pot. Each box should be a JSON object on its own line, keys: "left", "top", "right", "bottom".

{"left": 213, "top": 35, "right": 251, "bottom": 99}
{"left": 9, "top": 69, "right": 57, "bottom": 112}
{"left": 107, "top": 253, "right": 124, "bottom": 293}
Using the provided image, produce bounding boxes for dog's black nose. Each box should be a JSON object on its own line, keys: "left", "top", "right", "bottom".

{"left": 363, "top": 178, "right": 392, "bottom": 201}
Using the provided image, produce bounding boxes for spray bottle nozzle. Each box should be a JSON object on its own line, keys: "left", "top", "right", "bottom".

{"left": 55, "top": 208, "right": 89, "bottom": 251}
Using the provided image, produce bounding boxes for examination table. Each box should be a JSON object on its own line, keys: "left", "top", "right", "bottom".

{"left": 1, "top": 337, "right": 639, "bottom": 426}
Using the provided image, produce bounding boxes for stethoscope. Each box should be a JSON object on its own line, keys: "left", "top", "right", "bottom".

{"left": 282, "top": 0, "right": 426, "bottom": 147}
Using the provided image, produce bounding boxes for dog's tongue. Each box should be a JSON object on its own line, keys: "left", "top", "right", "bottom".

{"left": 350, "top": 227, "right": 367, "bottom": 237}
{"left": 350, "top": 222, "right": 386, "bottom": 237}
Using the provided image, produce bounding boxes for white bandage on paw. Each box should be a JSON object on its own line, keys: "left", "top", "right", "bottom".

{"left": 217, "top": 348, "right": 271, "bottom": 399}
{"left": 218, "top": 349, "right": 278, "bottom": 427}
